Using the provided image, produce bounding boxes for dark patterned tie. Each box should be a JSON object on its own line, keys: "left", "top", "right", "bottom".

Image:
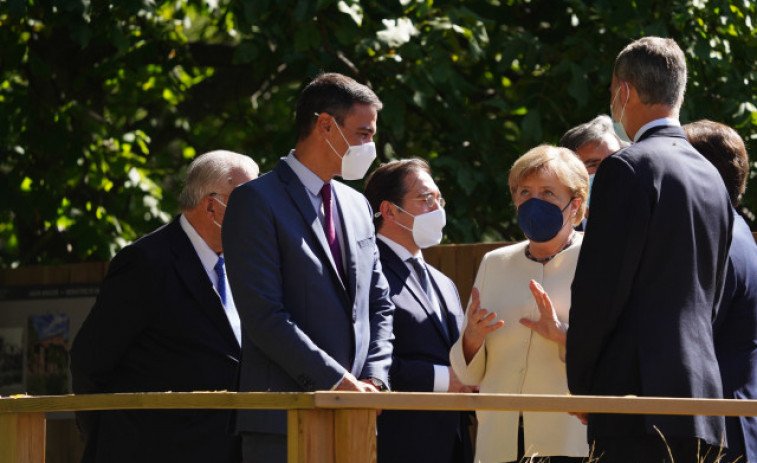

{"left": 320, "top": 183, "right": 345, "bottom": 281}
{"left": 408, "top": 257, "right": 448, "bottom": 336}
{"left": 214, "top": 256, "right": 227, "bottom": 306}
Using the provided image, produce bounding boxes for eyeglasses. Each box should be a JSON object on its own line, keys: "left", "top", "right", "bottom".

{"left": 410, "top": 193, "right": 446, "bottom": 208}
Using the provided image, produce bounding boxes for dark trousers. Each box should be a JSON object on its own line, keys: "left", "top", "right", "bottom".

{"left": 592, "top": 435, "right": 723, "bottom": 463}
{"left": 241, "top": 433, "right": 286, "bottom": 463}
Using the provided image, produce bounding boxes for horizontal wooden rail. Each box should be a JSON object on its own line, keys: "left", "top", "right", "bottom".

{"left": 4, "top": 392, "right": 757, "bottom": 463}
{"left": 1, "top": 391, "right": 757, "bottom": 416}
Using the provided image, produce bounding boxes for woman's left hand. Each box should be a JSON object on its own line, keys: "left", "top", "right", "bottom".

{"left": 519, "top": 279, "right": 567, "bottom": 345}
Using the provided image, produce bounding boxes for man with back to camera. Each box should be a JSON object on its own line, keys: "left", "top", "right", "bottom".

{"left": 70, "top": 150, "right": 259, "bottom": 463}
{"left": 222, "top": 73, "right": 395, "bottom": 463}
{"left": 565, "top": 37, "right": 733, "bottom": 462}
{"left": 363, "top": 158, "right": 474, "bottom": 463}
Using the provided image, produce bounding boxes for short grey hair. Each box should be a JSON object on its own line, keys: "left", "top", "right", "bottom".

{"left": 614, "top": 36, "right": 687, "bottom": 107}
{"left": 558, "top": 115, "right": 628, "bottom": 152}
{"left": 178, "top": 150, "right": 259, "bottom": 211}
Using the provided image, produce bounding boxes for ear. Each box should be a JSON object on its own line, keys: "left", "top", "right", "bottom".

{"left": 315, "top": 113, "right": 333, "bottom": 137}
{"left": 204, "top": 196, "right": 217, "bottom": 219}
{"left": 379, "top": 200, "right": 396, "bottom": 223}
{"left": 570, "top": 197, "right": 583, "bottom": 217}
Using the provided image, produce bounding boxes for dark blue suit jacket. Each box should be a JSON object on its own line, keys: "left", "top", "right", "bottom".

{"left": 715, "top": 211, "right": 757, "bottom": 461}
{"left": 223, "top": 159, "right": 394, "bottom": 435}
{"left": 567, "top": 125, "right": 733, "bottom": 446}
{"left": 375, "top": 240, "right": 472, "bottom": 463}
{"left": 70, "top": 219, "right": 242, "bottom": 463}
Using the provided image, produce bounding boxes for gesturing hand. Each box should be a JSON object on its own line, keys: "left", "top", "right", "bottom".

{"left": 462, "top": 287, "right": 504, "bottom": 364}
{"left": 519, "top": 280, "right": 567, "bottom": 345}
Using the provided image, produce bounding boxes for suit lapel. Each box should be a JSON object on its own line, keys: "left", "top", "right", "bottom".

{"left": 428, "top": 266, "right": 462, "bottom": 344}
{"left": 377, "top": 240, "right": 451, "bottom": 344}
{"left": 275, "top": 161, "right": 347, "bottom": 291}
{"left": 167, "top": 220, "right": 238, "bottom": 351}
{"left": 333, "top": 182, "right": 357, "bottom": 302}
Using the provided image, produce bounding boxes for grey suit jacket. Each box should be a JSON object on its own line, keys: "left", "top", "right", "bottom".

{"left": 223, "top": 158, "right": 394, "bottom": 435}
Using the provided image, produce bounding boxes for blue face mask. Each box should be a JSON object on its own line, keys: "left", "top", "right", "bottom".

{"left": 517, "top": 198, "right": 572, "bottom": 243}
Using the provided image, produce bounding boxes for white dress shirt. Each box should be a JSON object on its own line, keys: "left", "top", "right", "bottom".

{"left": 634, "top": 117, "right": 680, "bottom": 142}
{"left": 284, "top": 151, "right": 346, "bottom": 272}
{"left": 179, "top": 214, "right": 242, "bottom": 346}
{"left": 377, "top": 234, "right": 450, "bottom": 392}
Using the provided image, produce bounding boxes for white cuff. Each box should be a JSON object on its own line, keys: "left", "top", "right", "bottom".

{"left": 433, "top": 364, "right": 450, "bottom": 392}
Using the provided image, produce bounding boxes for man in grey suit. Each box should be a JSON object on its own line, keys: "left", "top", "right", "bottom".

{"left": 223, "top": 73, "right": 395, "bottom": 463}
{"left": 566, "top": 37, "right": 733, "bottom": 462}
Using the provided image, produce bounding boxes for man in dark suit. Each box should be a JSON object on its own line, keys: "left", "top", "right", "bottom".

{"left": 222, "top": 73, "right": 394, "bottom": 463}
{"left": 70, "top": 150, "right": 259, "bottom": 463}
{"left": 364, "top": 159, "right": 474, "bottom": 463}
{"left": 685, "top": 119, "right": 757, "bottom": 463}
{"left": 566, "top": 37, "right": 733, "bottom": 462}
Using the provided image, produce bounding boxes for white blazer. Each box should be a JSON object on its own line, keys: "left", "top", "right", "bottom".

{"left": 450, "top": 235, "right": 589, "bottom": 463}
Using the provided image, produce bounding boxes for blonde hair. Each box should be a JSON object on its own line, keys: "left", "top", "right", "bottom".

{"left": 508, "top": 144, "right": 590, "bottom": 225}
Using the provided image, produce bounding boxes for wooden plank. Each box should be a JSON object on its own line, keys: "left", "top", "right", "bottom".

{"left": 46, "top": 418, "right": 85, "bottom": 463}
{"left": 0, "top": 262, "right": 108, "bottom": 286}
{"left": 312, "top": 391, "right": 757, "bottom": 417}
{"left": 334, "top": 409, "right": 376, "bottom": 463}
{"left": 0, "top": 392, "right": 315, "bottom": 413}
{"left": 0, "top": 412, "right": 45, "bottom": 463}
{"left": 4, "top": 391, "right": 757, "bottom": 417}
{"left": 287, "top": 409, "right": 334, "bottom": 463}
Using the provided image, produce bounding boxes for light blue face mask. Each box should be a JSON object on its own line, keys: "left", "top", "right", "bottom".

{"left": 611, "top": 82, "right": 632, "bottom": 144}
{"left": 587, "top": 174, "right": 595, "bottom": 207}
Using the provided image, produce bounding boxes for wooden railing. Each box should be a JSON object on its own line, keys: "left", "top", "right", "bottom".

{"left": 2, "top": 392, "right": 757, "bottom": 463}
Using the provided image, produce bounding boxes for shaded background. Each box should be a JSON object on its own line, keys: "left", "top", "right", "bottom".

{"left": 1, "top": 0, "right": 755, "bottom": 267}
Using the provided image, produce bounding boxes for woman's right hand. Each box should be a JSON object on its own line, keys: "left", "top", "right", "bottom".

{"left": 462, "top": 287, "right": 505, "bottom": 364}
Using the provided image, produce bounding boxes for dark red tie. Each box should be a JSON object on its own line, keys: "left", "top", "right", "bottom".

{"left": 320, "top": 183, "right": 345, "bottom": 281}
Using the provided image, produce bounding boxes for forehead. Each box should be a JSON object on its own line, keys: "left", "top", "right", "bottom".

{"left": 576, "top": 135, "right": 617, "bottom": 162}
{"left": 404, "top": 169, "right": 438, "bottom": 195}
{"left": 344, "top": 103, "right": 378, "bottom": 127}
{"left": 519, "top": 169, "right": 567, "bottom": 190}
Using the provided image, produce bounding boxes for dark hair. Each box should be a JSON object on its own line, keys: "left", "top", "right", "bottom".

{"left": 683, "top": 119, "right": 749, "bottom": 207}
{"left": 295, "top": 73, "right": 383, "bottom": 141}
{"left": 364, "top": 158, "right": 431, "bottom": 230}
{"left": 614, "top": 37, "right": 687, "bottom": 107}
{"left": 559, "top": 115, "right": 628, "bottom": 152}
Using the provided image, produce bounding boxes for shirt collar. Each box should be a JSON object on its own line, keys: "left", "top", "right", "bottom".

{"left": 377, "top": 234, "right": 422, "bottom": 262}
{"left": 285, "top": 149, "right": 329, "bottom": 196}
{"left": 634, "top": 117, "right": 680, "bottom": 142}
{"left": 179, "top": 214, "right": 220, "bottom": 273}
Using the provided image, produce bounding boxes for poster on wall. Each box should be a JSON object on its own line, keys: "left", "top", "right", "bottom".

{"left": 25, "top": 313, "right": 70, "bottom": 395}
{"left": 0, "top": 327, "right": 24, "bottom": 395}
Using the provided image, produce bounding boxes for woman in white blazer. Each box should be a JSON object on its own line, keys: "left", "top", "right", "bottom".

{"left": 450, "top": 145, "right": 590, "bottom": 463}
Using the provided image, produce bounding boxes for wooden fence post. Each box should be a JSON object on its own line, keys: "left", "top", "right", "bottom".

{"left": 334, "top": 409, "right": 376, "bottom": 463}
{"left": 287, "top": 409, "right": 334, "bottom": 463}
{"left": 0, "top": 412, "right": 46, "bottom": 463}
{"left": 287, "top": 408, "right": 377, "bottom": 463}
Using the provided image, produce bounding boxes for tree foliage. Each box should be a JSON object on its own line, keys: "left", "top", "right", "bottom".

{"left": 1, "top": 0, "right": 756, "bottom": 267}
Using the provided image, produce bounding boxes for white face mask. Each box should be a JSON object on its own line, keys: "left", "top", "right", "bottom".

{"left": 610, "top": 82, "right": 633, "bottom": 143}
{"left": 392, "top": 204, "right": 446, "bottom": 249}
{"left": 211, "top": 195, "right": 227, "bottom": 229}
{"left": 324, "top": 116, "right": 377, "bottom": 180}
